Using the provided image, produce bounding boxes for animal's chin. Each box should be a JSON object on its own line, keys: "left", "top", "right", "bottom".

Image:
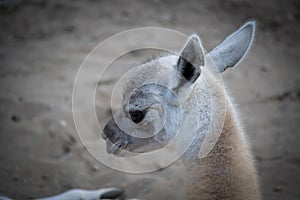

{"left": 111, "top": 150, "right": 136, "bottom": 157}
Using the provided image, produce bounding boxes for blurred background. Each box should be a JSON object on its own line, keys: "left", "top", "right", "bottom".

{"left": 0, "top": 0, "right": 299, "bottom": 199}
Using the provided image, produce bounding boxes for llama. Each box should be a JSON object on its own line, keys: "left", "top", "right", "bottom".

{"left": 0, "top": 21, "right": 260, "bottom": 200}
{"left": 103, "top": 21, "right": 261, "bottom": 200}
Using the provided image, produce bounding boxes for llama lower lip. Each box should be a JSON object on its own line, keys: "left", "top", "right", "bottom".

{"left": 106, "top": 141, "right": 123, "bottom": 154}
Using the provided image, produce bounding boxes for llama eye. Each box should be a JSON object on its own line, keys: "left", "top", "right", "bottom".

{"left": 129, "top": 110, "right": 145, "bottom": 123}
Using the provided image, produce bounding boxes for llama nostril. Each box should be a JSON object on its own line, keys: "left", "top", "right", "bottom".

{"left": 103, "top": 125, "right": 119, "bottom": 144}
{"left": 103, "top": 124, "right": 112, "bottom": 141}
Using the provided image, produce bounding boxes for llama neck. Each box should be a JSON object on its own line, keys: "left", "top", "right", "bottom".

{"left": 178, "top": 68, "right": 260, "bottom": 199}
{"left": 181, "top": 98, "right": 260, "bottom": 200}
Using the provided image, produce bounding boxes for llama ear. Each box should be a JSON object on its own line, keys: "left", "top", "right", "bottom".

{"left": 177, "top": 34, "right": 205, "bottom": 84}
{"left": 207, "top": 21, "right": 255, "bottom": 73}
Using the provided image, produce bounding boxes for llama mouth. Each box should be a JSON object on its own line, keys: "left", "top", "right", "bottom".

{"left": 106, "top": 140, "right": 127, "bottom": 155}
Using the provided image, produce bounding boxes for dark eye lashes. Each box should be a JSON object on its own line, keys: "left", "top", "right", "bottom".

{"left": 129, "top": 110, "right": 145, "bottom": 123}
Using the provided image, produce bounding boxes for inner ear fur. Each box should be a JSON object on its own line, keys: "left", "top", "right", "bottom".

{"left": 177, "top": 34, "right": 205, "bottom": 84}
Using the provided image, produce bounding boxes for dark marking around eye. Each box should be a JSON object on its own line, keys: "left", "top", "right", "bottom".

{"left": 129, "top": 110, "right": 145, "bottom": 123}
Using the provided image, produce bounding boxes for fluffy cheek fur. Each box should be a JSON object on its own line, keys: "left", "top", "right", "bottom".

{"left": 147, "top": 104, "right": 166, "bottom": 133}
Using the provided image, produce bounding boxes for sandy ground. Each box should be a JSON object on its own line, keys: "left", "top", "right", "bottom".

{"left": 0, "top": 0, "right": 300, "bottom": 199}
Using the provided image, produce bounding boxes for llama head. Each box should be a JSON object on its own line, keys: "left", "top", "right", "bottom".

{"left": 102, "top": 21, "right": 255, "bottom": 156}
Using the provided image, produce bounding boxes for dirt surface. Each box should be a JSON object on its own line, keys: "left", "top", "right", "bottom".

{"left": 0, "top": 0, "right": 299, "bottom": 199}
